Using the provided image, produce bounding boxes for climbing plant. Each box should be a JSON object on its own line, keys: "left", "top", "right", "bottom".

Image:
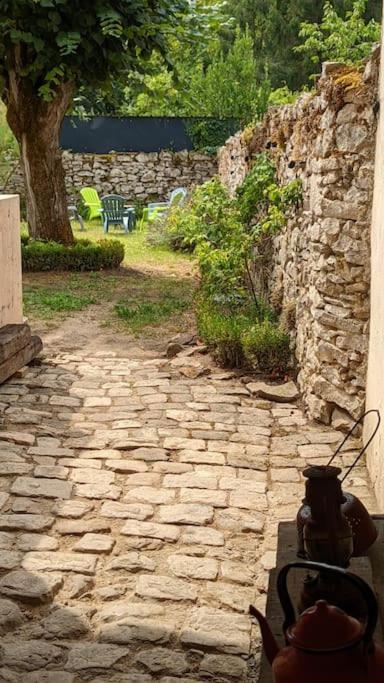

{"left": 185, "top": 118, "right": 240, "bottom": 155}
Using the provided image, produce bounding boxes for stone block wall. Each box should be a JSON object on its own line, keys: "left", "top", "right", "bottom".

{"left": 219, "top": 52, "right": 380, "bottom": 428}
{"left": 4, "top": 150, "right": 217, "bottom": 204}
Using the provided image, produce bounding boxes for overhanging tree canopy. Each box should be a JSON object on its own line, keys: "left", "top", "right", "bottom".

{"left": 0, "top": 0, "right": 190, "bottom": 243}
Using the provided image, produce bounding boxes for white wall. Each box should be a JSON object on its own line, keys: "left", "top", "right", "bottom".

{"left": 365, "top": 20, "right": 384, "bottom": 510}
{"left": 0, "top": 195, "right": 23, "bottom": 327}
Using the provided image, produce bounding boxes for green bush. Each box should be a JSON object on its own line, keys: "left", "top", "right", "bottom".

{"left": 165, "top": 178, "right": 238, "bottom": 252}
{"left": 162, "top": 154, "right": 301, "bottom": 375}
{"left": 236, "top": 153, "right": 302, "bottom": 227}
{"left": 242, "top": 320, "right": 291, "bottom": 375}
{"left": 197, "top": 301, "right": 291, "bottom": 374}
{"left": 196, "top": 302, "right": 248, "bottom": 368}
{"left": 22, "top": 238, "right": 124, "bottom": 272}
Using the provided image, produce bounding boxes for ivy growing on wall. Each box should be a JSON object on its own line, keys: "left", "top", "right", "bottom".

{"left": 185, "top": 118, "right": 240, "bottom": 155}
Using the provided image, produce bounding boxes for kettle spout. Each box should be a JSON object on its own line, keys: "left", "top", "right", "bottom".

{"left": 250, "top": 604, "right": 280, "bottom": 665}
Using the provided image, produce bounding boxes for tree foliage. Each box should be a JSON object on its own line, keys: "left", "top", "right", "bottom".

{"left": 296, "top": 0, "right": 381, "bottom": 67}
{"left": 127, "top": 28, "right": 268, "bottom": 121}
{"left": 224, "top": 0, "right": 382, "bottom": 89}
{"left": 0, "top": 0, "right": 190, "bottom": 101}
{"left": 0, "top": 0, "right": 193, "bottom": 242}
{"left": 74, "top": 0, "right": 382, "bottom": 121}
{"left": 73, "top": 1, "right": 231, "bottom": 117}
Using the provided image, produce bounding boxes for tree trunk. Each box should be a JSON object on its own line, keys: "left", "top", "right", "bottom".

{"left": 6, "top": 65, "right": 75, "bottom": 244}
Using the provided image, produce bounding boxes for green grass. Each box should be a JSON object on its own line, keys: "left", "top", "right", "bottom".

{"left": 72, "top": 221, "right": 192, "bottom": 271}
{"left": 115, "top": 288, "right": 191, "bottom": 334}
{"left": 23, "top": 271, "right": 120, "bottom": 320}
{"left": 23, "top": 288, "right": 96, "bottom": 319}
{"left": 22, "top": 219, "right": 196, "bottom": 337}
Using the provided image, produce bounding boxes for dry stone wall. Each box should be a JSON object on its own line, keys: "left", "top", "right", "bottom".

{"left": 4, "top": 150, "right": 217, "bottom": 204}
{"left": 219, "top": 52, "right": 380, "bottom": 428}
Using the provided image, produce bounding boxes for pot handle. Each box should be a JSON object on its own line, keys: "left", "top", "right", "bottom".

{"left": 327, "top": 409, "right": 381, "bottom": 482}
{"left": 277, "top": 561, "right": 378, "bottom": 647}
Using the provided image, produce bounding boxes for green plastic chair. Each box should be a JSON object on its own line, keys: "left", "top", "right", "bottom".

{"left": 80, "top": 187, "right": 102, "bottom": 221}
{"left": 101, "top": 194, "right": 135, "bottom": 233}
{"left": 140, "top": 187, "right": 187, "bottom": 229}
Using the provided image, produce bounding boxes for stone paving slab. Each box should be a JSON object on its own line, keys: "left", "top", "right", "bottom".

{"left": 0, "top": 350, "right": 378, "bottom": 681}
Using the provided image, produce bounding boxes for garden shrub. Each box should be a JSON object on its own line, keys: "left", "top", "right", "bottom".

{"left": 165, "top": 178, "right": 238, "bottom": 252}
{"left": 236, "top": 153, "right": 303, "bottom": 228}
{"left": 22, "top": 238, "right": 124, "bottom": 272}
{"left": 242, "top": 321, "right": 291, "bottom": 375}
{"left": 162, "top": 153, "right": 302, "bottom": 376}
{"left": 196, "top": 301, "right": 248, "bottom": 368}
{"left": 197, "top": 301, "right": 291, "bottom": 374}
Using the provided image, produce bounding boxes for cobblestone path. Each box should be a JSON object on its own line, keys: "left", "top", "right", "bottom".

{"left": 0, "top": 348, "right": 377, "bottom": 682}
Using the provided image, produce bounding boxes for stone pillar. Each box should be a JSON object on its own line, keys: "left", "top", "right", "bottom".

{"left": 365, "top": 20, "right": 384, "bottom": 510}
{"left": 0, "top": 195, "right": 23, "bottom": 327}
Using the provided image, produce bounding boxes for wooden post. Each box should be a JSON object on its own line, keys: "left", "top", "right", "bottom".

{"left": 0, "top": 195, "right": 23, "bottom": 327}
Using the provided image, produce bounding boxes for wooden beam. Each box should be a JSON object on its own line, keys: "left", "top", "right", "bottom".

{"left": 0, "top": 335, "right": 42, "bottom": 385}
{"left": 0, "top": 324, "right": 31, "bottom": 363}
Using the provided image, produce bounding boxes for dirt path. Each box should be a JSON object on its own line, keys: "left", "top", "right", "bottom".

{"left": 42, "top": 303, "right": 160, "bottom": 358}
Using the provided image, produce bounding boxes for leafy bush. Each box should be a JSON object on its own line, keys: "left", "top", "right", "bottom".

{"left": 242, "top": 321, "right": 291, "bottom": 375}
{"left": 22, "top": 238, "right": 124, "bottom": 272}
{"left": 165, "top": 178, "right": 238, "bottom": 252}
{"left": 196, "top": 302, "right": 248, "bottom": 368}
{"left": 236, "top": 153, "right": 302, "bottom": 227}
{"left": 164, "top": 157, "right": 302, "bottom": 306}
{"left": 197, "top": 301, "right": 291, "bottom": 374}
{"left": 163, "top": 154, "right": 301, "bottom": 375}
{"left": 236, "top": 154, "right": 276, "bottom": 224}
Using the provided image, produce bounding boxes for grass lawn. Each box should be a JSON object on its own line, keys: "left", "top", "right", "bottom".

{"left": 72, "top": 221, "right": 190, "bottom": 273}
{"left": 23, "top": 219, "right": 197, "bottom": 340}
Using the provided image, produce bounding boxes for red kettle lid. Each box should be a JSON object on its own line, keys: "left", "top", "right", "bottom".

{"left": 287, "top": 600, "right": 364, "bottom": 651}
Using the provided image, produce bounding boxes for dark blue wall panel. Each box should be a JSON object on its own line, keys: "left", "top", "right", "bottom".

{"left": 60, "top": 116, "right": 238, "bottom": 153}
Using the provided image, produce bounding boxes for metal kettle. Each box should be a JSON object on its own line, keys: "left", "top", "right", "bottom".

{"left": 250, "top": 561, "right": 384, "bottom": 683}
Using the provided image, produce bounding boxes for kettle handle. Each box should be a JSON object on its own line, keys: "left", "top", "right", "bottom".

{"left": 327, "top": 409, "right": 381, "bottom": 482}
{"left": 277, "top": 561, "right": 378, "bottom": 646}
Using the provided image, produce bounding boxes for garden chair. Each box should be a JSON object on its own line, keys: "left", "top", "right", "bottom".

{"left": 68, "top": 204, "right": 85, "bottom": 231}
{"left": 80, "top": 187, "right": 102, "bottom": 221}
{"left": 101, "top": 194, "right": 135, "bottom": 234}
{"left": 140, "top": 187, "right": 187, "bottom": 228}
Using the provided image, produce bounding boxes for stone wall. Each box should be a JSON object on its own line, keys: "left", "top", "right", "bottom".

{"left": 219, "top": 52, "right": 380, "bottom": 428}
{"left": 3, "top": 150, "right": 217, "bottom": 204}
